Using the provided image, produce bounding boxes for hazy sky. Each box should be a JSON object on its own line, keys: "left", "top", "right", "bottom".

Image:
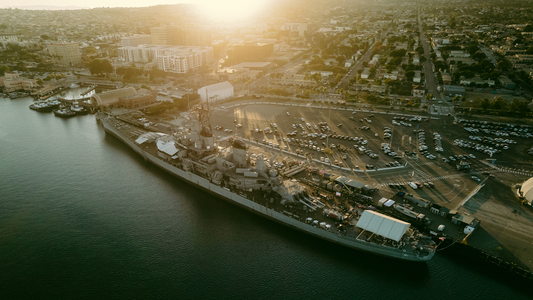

{"left": 1, "top": 0, "right": 272, "bottom": 22}
{"left": 1, "top": 0, "right": 198, "bottom": 9}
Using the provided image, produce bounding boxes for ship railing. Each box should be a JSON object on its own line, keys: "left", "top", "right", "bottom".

{"left": 306, "top": 196, "right": 326, "bottom": 208}
{"left": 299, "top": 200, "right": 316, "bottom": 211}
{"left": 300, "top": 196, "right": 320, "bottom": 210}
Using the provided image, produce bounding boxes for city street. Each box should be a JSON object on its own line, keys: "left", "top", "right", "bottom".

{"left": 418, "top": 15, "right": 440, "bottom": 104}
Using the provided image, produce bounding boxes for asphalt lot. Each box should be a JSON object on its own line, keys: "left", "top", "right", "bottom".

{"left": 201, "top": 100, "right": 533, "bottom": 270}
{"left": 212, "top": 102, "right": 533, "bottom": 170}
{"left": 208, "top": 103, "right": 468, "bottom": 201}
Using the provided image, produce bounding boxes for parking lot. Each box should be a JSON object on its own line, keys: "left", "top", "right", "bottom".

{"left": 203, "top": 100, "right": 533, "bottom": 271}
{"left": 206, "top": 101, "right": 532, "bottom": 201}
{"left": 211, "top": 104, "right": 434, "bottom": 170}
{"left": 212, "top": 103, "right": 531, "bottom": 169}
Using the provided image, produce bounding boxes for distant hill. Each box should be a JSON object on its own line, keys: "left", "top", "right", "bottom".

{"left": 1, "top": 5, "right": 90, "bottom": 10}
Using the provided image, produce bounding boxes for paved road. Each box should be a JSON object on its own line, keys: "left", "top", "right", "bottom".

{"left": 418, "top": 15, "right": 440, "bottom": 105}
{"left": 338, "top": 32, "right": 388, "bottom": 91}
{"left": 480, "top": 46, "right": 498, "bottom": 66}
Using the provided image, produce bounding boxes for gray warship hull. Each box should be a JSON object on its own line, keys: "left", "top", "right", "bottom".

{"left": 99, "top": 114, "right": 435, "bottom": 262}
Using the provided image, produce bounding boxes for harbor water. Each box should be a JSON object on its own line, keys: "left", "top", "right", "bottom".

{"left": 0, "top": 97, "right": 530, "bottom": 299}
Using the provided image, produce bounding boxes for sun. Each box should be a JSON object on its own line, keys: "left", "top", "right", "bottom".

{"left": 194, "top": 0, "right": 269, "bottom": 23}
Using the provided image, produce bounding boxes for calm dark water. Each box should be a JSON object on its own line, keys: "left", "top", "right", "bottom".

{"left": 0, "top": 97, "right": 530, "bottom": 299}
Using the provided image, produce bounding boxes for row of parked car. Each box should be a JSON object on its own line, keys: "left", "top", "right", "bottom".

{"left": 460, "top": 119, "right": 533, "bottom": 138}
{"left": 433, "top": 132, "right": 444, "bottom": 153}
{"left": 442, "top": 153, "right": 476, "bottom": 164}
{"left": 389, "top": 181, "right": 435, "bottom": 190}
{"left": 454, "top": 138, "right": 508, "bottom": 154}
{"left": 467, "top": 135, "right": 515, "bottom": 149}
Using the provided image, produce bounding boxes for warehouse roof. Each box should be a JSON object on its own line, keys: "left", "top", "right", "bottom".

{"left": 91, "top": 87, "right": 137, "bottom": 107}
{"left": 198, "top": 81, "right": 233, "bottom": 93}
{"left": 356, "top": 210, "right": 410, "bottom": 242}
{"left": 443, "top": 85, "right": 465, "bottom": 92}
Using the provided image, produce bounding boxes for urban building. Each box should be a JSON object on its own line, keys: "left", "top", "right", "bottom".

{"left": 156, "top": 46, "right": 213, "bottom": 74}
{"left": 118, "top": 45, "right": 213, "bottom": 74}
{"left": 500, "top": 76, "right": 516, "bottom": 89}
{"left": 121, "top": 35, "right": 152, "bottom": 47}
{"left": 178, "top": 27, "right": 212, "bottom": 47}
{"left": 232, "top": 42, "right": 273, "bottom": 61}
{"left": 282, "top": 23, "right": 314, "bottom": 37}
{"left": 46, "top": 43, "right": 82, "bottom": 67}
{"left": 441, "top": 73, "right": 452, "bottom": 85}
{"left": 232, "top": 62, "right": 273, "bottom": 72}
{"left": 150, "top": 26, "right": 212, "bottom": 46}
{"left": 198, "top": 81, "right": 234, "bottom": 103}
{"left": 443, "top": 85, "right": 466, "bottom": 97}
{"left": 91, "top": 87, "right": 156, "bottom": 111}
{"left": 118, "top": 45, "right": 154, "bottom": 63}
{"left": 0, "top": 71, "right": 37, "bottom": 92}
{"left": 413, "top": 71, "right": 422, "bottom": 83}
{"left": 412, "top": 86, "right": 425, "bottom": 97}
{"left": 0, "top": 33, "right": 18, "bottom": 47}
{"left": 150, "top": 26, "right": 179, "bottom": 45}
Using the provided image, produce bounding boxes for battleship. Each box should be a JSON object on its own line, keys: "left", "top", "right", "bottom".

{"left": 96, "top": 106, "right": 436, "bottom": 262}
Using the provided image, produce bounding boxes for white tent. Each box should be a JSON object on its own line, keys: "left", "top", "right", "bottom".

{"left": 135, "top": 132, "right": 165, "bottom": 144}
{"left": 157, "top": 139, "right": 179, "bottom": 156}
{"left": 356, "top": 210, "right": 410, "bottom": 242}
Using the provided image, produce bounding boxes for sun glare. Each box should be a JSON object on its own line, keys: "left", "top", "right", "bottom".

{"left": 195, "top": 0, "right": 269, "bottom": 23}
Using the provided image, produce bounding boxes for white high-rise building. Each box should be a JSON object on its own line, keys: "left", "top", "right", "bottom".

{"left": 118, "top": 45, "right": 213, "bottom": 74}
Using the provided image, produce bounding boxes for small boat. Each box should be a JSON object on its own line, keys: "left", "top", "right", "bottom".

{"left": 70, "top": 101, "right": 88, "bottom": 115}
{"left": 29, "top": 101, "right": 53, "bottom": 112}
{"left": 53, "top": 108, "right": 76, "bottom": 118}
{"left": 48, "top": 98, "right": 62, "bottom": 109}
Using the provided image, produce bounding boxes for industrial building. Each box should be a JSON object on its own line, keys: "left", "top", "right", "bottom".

{"left": 0, "top": 71, "right": 37, "bottom": 92}
{"left": 232, "top": 62, "right": 273, "bottom": 72}
{"left": 443, "top": 85, "right": 466, "bottom": 97}
{"left": 232, "top": 42, "right": 274, "bottom": 61}
{"left": 91, "top": 87, "right": 156, "bottom": 111}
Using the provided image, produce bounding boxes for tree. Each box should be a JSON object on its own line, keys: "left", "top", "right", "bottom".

{"left": 0, "top": 65, "right": 9, "bottom": 76}
{"left": 416, "top": 45, "right": 424, "bottom": 56}
{"left": 490, "top": 97, "right": 508, "bottom": 111}
{"left": 390, "top": 49, "right": 407, "bottom": 58}
{"left": 405, "top": 70, "right": 415, "bottom": 81}
{"left": 497, "top": 60, "right": 511, "bottom": 71}
{"left": 310, "top": 72, "right": 322, "bottom": 84}
{"left": 481, "top": 98, "right": 490, "bottom": 110}
{"left": 88, "top": 58, "right": 113, "bottom": 75}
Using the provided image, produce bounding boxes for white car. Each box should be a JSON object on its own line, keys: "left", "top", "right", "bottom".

{"left": 286, "top": 112, "right": 290, "bottom": 116}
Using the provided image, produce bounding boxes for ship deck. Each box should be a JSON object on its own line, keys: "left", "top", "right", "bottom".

{"left": 100, "top": 113, "right": 435, "bottom": 260}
